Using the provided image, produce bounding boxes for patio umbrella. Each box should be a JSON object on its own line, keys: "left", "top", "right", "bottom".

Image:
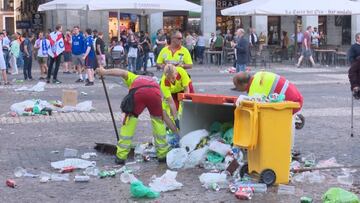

{"left": 38, "top": 0, "right": 90, "bottom": 11}
{"left": 221, "top": 0, "right": 360, "bottom": 16}
{"left": 221, "top": 0, "right": 360, "bottom": 56}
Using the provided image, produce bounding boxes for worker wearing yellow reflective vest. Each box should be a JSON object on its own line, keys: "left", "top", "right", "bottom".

{"left": 96, "top": 67, "right": 177, "bottom": 164}
{"left": 233, "top": 71, "right": 303, "bottom": 113}
{"left": 160, "top": 64, "right": 195, "bottom": 129}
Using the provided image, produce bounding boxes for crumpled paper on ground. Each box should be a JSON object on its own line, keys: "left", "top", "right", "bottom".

{"left": 149, "top": 170, "right": 183, "bottom": 192}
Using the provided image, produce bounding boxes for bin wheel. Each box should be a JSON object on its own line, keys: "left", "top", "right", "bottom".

{"left": 239, "top": 163, "right": 248, "bottom": 178}
{"left": 295, "top": 114, "right": 305, "bottom": 130}
{"left": 260, "top": 169, "right": 276, "bottom": 186}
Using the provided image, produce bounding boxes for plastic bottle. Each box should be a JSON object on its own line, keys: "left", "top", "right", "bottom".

{"left": 74, "top": 175, "right": 90, "bottom": 182}
{"left": 14, "top": 167, "right": 27, "bottom": 177}
{"left": 83, "top": 167, "right": 100, "bottom": 177}
{"left": 231, "top": 183, "right": 267, "bottom": 193}
{"left": 32, "top": 101, "right": 41, "bottom": 114}
{"left": 337, "top": 173, "right": 354, "bottom": 186}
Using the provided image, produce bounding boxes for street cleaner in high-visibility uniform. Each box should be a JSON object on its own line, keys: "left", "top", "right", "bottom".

{"left": 160, "top": 64, "right": 194, "bottom": 129}
{"left": 232, "top": 71, "right": 304, "bottom": 154}
{"left": 97, "top": 67, "right": 177, "bottom": 164}
{"left": 232, "top": 71, "right": 303, "bottom": 113}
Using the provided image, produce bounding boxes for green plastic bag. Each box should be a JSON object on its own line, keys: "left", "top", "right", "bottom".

{"left": 210, "top": 122, "right": 222, "bottom": 133}
{"left": 322, "top": 187, "right": 359, "bottom": 203}
{"left": 222, "top": 128, "right": 234, "bottom": 145}
{"left": 221, "top": 122, "right": 233, "bottom": 133}
{"left": 130, "top": 181, "right": 160, "bottom": 199}
{"left": 207, "top": 151, "right": 224, "bottom": 163}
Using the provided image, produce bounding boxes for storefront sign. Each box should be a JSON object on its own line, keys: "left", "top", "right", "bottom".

{"left": 284, "top": 9, "right": 352, "bottom": 15}
{"left": 216, "top": 0, "right": 242, "bottom": 9}
{"left": 16, "top": 21, "right": 31, "bottom": 29}
{"left": 134, "top": 2, "right": 161, "bottom": 9}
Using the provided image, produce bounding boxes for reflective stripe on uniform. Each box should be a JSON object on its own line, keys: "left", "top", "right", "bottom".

{"left": 119, "top": 135, "right": 133, "bottom": 141}
{"left": 117, "top": 143, "right": 131, "bottom": 149}
{"left": 280, "top": 80, "right": 290, "bottom": 95}
{"left": 269, "top": 75, "right": 280, "bottom": 95}
{"left": 155, "top": 142, "right": 169, "bottom": 148}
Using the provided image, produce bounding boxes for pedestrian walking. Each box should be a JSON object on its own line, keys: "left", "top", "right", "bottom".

{"left": 62, "top": 29, "right": 72, "bottom": 74}
{"left": 0, "top": 32, "right": 10, "bottom": 85}
{"left": 2, "top": 30, "right": 10, "bottom": 74}
{"left": 47, "top": 25, "right": 65, "bottom": 84}
{"left": 72, "top": 26, "right": 86, "bottom": 83}
{"left": 296, "top": 26, "right": 316, "bottom": 68}
{"left": 22, "top": 32, "right": 34, "bottom": 81}
{"left": 34, "top": 31, "right": 50, "bottom": 80}
{"left": 139, "top": 31, "right": 151, "bottom": 72}
{"left": 233, "top": 28, "right": 249, "bottom": 72}
{"left": 127, "top": 34, "right": 138, "bottom": 73}
{"left": 96, "top": 32, "right": 106, "bottom": 67}
{"left": 9, "top": 34, "right": 19, "bottom": 75}
{"left": 82, "top": 28, "right": 97, "bottom": 86}
{"left": 348, "top": 33, "right": 360, "bottom": 98}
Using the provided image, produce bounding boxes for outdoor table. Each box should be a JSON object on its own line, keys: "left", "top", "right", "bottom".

{"left": 313, "top": 49, "right": 336, "bottom": 66}
{"left": 335, "top": 51, "right": 348, "bottom": 66}
{"left": 205, "top": 50, "right": 224, "bottom": 66}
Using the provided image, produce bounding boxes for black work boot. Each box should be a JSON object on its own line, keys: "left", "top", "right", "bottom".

{"left": 115, "top": 157, "right": 125, "bottom": 165}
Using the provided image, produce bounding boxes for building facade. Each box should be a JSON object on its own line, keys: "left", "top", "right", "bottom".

{"left": 1, "top": 0, "right": 15, "bottom": 33}
{"left": 13, "top": 0, "right": 360, "bottom": 46}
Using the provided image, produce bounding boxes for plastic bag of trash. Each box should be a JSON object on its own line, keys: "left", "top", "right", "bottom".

{"left": 149, "top": 170, "right": 183, "bottom": 192}
{"left": 120, "top": 171, "right": 139, "bottom": 184}
{"left": 207, "top": 151, "right": 224, "bottom": 164}
{"left": 199, "top": 173, "right": 228, "bottom": 188}
{"left": 51, "top": 158, "right": 96, "bottom": 169}
{"left": 322, "top": 187, "right": 360, "bottom": 203}
{"left": 75, "top": 101, "right": 94, "bottom": 112}
{"left": 15, "top": 82, "right": 46, "bottom": 92}
{"left": 130, "top": 181, "right": 160, "bottom": 199}
{"left": 292, "top": 171, "right": 325, "bottom": 184}
{"left": 180, "top": 129, "right": 209, "bottom": 152}
{"left": 316, "top": 157, "right": 342, "bottom": 168}
{"left": 210, "top": 122, "right": 222, "bottom": 133}
{"left": 208, "top": 140, "right": 232, "bottom": 156}
{"left": 10, "top": 99, "right": 53, "bottom": 115}
{"left": 222, "top": 128, "right": 233, "bottom": 145}
{"left": 166, "top": 148, "right": 188, "bottom": 169}
{"left": 184, "top": 146, "right": 209, "bottom": 168}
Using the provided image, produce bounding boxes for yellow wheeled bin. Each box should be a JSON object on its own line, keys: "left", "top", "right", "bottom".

{"left": 233, "top": 100, "right": 300, "bottom": 186}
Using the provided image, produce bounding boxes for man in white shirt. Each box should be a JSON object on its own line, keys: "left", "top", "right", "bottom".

{"left": 249, "top": 27, "right": 258, "bottom": 47}
{"left": 208, "top": 32, "right": 217, "bottom": 50}
{"left": 2, "top": 30, "right": 10, "bottom": 73}
{"left": 311, "top": 27, "right": 320, "bottom": 48}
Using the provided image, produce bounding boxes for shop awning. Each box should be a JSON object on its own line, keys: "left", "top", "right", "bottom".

{"left": 221, "top": 0, "right": 360, "bottom": 16}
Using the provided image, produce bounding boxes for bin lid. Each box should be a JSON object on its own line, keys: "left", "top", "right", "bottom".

{"left": 240, "top": 100, "right": 300, "bottom": 110}
{"left": 178, "top": 93, "right": 237, "bottom": 106}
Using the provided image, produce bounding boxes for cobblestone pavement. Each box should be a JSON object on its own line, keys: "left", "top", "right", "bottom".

{"left": 0, "top": 63, "right": 359, "bottom": 202}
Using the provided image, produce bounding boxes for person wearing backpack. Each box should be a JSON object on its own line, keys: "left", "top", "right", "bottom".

{"left": 96, "top": 66, "right": 178, "bottom": 165}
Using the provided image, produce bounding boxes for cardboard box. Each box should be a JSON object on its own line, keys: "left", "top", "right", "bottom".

{"left": 62, "top": 89, "right": 78, "bottom": 106}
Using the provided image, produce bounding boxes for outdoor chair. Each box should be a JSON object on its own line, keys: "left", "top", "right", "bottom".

{"left": 109, "top": 50, "right": 127, "bottom": 69}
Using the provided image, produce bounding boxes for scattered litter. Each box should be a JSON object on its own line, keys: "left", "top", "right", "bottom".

{"left": 81, "top": 152, "right": 97, "bottom": 159}
{"left": 60, "top": 166, "right": 76, "bottom": 173}
{"left": 208, "top": 140, "right": 232, "bottom": 157}
{"left": 51, "top": 173, "right": 70, "bottom": 182}
{"left": 199, "top": 173, "right": 228, "bottom": 189}
{"left": 80, "top": 91, "right": 88, "bottom": 96}
{"left": 166, "top": 148, "right": 188, "bottom": 169}
{"left": 10, "top": 99, "right": 54, "bottom": 116}
{"left": 130, "top": 181, "right": 160, "bottom": 199}
{"left": 50, "top": 150, "right": 60, "bottom": 154}
{"left": 120, "top": 171, "right": 138, "bottom": 184}
{"left": 219, "top": 67, "right": 236, "bottom": 74}
{"left": 322, "top": 187, "right": 360, "bottom": 203}
{"left": 99, "top": 170, "right": 116, "bottom": 178}
{"left": 6, "top": 179, "right": 16, "bottom": 188}
{"left": 51, "top": 158, "right": 96, "bottom": 169}
{"left": 149, "top": 170, "right": 183, "bottom": 192}
{"left": 235, "top": 187, "right": 254, "bottom": 200}
{"left": 180, "top": 129, "right": 209, "bottom": 152}
{"left": 64, "top": 148, "right": 78, "bottom": 158}
{"left": 39, "top": 172, "right": 51, "bottom": 183}
{"left": 83, "top": 166, "right": 100, "bottom": 177}
{"left": 302, "top": 153, "right": 316, "bottom": 167}
{"left": 61, "top": 101, "right": 94, "bottom": 112}
{"left": 207, "top": 151, "right": 224, "bottom": 164}
{"left": 13, "top": 167, "right": 39, "bottom": 178}
{"left": 229, "top": 183, "right": 267, "bottom": 193}
{"left": 300, "top": 196, "right": 313, "bottom": 203}
{"left": 15, "top": 82, "right": 46, "bottom": 92}
{"left": 184, "top": 146, "right": 208, "bottom": 169}
{"left": 166, "top": 133, "right": 180, "bottom": 148}
{"left": 337, "top": 171, "right": 354, "bottom": 186}
{"left": 277, "top": 184, "right": 295, "bottom": 195}
{"left": 74, "top": 175, "right": 90, "bottom": 182}
{"left": 316, "top": 157, "right": 342, "bottom": 168}
{"left": 290, "top": 161, "right": 301, "bottom": 170}
{"left": 292, "top": 171, "right": 325, "bottom": 184}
